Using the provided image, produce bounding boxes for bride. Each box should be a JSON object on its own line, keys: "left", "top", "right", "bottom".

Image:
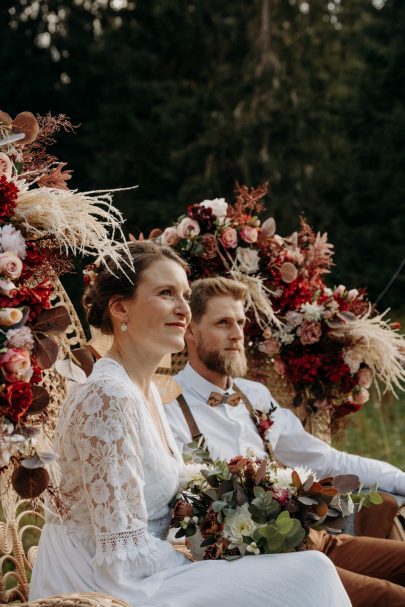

{"left": 30, "top": 240, "right": 351, "bottom": 606}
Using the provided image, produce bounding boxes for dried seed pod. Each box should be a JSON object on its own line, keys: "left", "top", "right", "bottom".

{"left": 12, "top": 111, "right": 40, "bottom": 144}
{"left": 0, "top": 110, "right": 12, "bottom": 126}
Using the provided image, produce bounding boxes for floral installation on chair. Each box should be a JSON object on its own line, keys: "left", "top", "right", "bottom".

{"left": 156, "top": 184, "right": 405, "bottom": 429}
{"left": 170, "top": 447, "right": 380, "bottom": 560}
{"left": 0, "top": 109, "right": 132, "bottom": 498}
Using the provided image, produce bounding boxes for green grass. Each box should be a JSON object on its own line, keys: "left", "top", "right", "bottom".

{"left": 333, "top": 390, "right": 405, "bottom": 470}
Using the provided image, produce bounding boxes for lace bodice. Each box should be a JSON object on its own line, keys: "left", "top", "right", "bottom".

{"left": 47, "top": 358, "right": 184, "bottom": 578}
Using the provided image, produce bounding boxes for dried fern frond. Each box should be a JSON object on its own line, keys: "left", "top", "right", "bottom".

{"left": 14, "top": 181, "right": 136, "bottom": 272}
{"left": 330, "top": 308, "right": 405, "bottom": 396}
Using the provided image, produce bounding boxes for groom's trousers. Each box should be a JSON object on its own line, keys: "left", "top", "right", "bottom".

{"left": 311, "top": 530, "right": 405, "bottom": 606}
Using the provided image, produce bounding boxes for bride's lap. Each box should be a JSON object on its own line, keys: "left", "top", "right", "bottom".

{"left": 152, "top": 550, "right": 350, "bottom": 607}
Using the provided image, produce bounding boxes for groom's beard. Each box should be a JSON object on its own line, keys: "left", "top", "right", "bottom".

{"left": 196, "top": 342, "right": 248, "bottom": 378}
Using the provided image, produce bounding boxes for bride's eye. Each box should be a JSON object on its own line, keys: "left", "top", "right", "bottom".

{"left": 159, "top": 288, "right": 173, "bottom": 297}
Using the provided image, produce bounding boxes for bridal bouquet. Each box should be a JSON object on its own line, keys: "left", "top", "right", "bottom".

{"left": 170, "top": 450, "right": 380, "bottom": 560}
{"left": 156, "top": 185, "right": 405, "bottom": 426}
{"left": 0, "top": 109, "right": 131, "bottom": 496}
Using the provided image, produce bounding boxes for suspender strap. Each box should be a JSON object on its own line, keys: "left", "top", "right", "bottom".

{"left": 176, "top": 393, "right": 204, "bottom": 444}
{"left": 233, "top": 382, "right": 276, "bottom": 462}
{"left": 177, "top": 386, "right": 276, "bottom": 462}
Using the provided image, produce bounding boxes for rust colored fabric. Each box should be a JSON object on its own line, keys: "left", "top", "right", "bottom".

{"left": 309, "top": 530, "right": 405, "bottom": 606}
{"left": 354, "top": 492, "right": 399, "bottom": 538}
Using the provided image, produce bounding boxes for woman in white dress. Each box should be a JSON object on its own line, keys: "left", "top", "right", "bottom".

{"left": 30, "top": 240, "right": 351, "bottom": 607}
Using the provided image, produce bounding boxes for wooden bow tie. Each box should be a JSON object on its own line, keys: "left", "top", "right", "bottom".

{"left": 208, "top": 391, "right": 241, "bottom": 406}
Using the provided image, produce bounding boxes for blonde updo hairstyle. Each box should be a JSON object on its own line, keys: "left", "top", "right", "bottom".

{"left": 82, "top": 240, "right": 188, "bottom": 335}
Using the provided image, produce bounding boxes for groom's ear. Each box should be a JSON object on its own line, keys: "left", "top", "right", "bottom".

{"left": 185, "top": 320, "right": 197, "bottom": 345}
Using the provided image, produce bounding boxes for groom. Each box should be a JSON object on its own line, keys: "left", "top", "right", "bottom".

{"left": 164, "top": 276, "right": 405, "bottom": 607}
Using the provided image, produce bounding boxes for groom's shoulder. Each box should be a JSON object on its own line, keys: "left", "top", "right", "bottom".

{"left": 234, "top": 377, "right": 273, "bottom": 404}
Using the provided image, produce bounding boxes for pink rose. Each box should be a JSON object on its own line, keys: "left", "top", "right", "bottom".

{"left": 347, "top": 289, "right": 359, "bottom": 302}
{"left": 357, "top": 367, "right": 373, "bottom": 389}
{"left": 240, "top": 226, "right": 258, "bottom": 244}
{"left": 220, "top": 227, "right": 238, "bottom": 249}
{"left": 259, "top": 339, "right": 280, "bottom": 355}
{"left": 0, "top": 153, "right": 13, "bottom": 180}
{"left": 177, "top": 217, "right": 200, "bottom": 239}
{"left": 351, "top": 387, "right": 370, "bottom": 405}
{"left": 334, "top": 285, "right": 346, "bottom": 297}
{"left": 0, "top": 348, "right": 32, "bottom": 383}
{"left": 299, "top": 320, "right": 322, "bottom": 345}
{"left": 0, "top": 251, "right": 23, "bottom": 280}
{"left": 161, "top": 226, "right": 180, "bottom": 246}
{"left": 201, "top": 233, "right": 218, "bottom": 259}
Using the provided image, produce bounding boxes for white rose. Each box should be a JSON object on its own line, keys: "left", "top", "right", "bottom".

{"left": 0, "top": 225, "right": 26, "bottom": 259}
{"left": 178, "top": 462, "right": 208, "bottom": 491}
{"left": 343, "top": 348, "right": 364, "bottom": 374}
{"left": 200, "top": 197, "right": 228, "bottom": 219}
{"left": 223, "top": 503, "right": 258, "bottom": 546}
{"left": 236, "top": 247, "right": 260, "bottom": 274}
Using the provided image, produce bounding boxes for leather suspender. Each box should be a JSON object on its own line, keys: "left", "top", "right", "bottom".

{"left": 176, "top": 384, "right": 276, "bottom": 462}
{"left": 176, "top": 393, "right": 205, "bottom": 445}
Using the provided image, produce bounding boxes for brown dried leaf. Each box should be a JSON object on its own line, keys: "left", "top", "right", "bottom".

{"left": 330, "top": 475, "right": 360, "bottom": 494}
{"left": 254, "top": 458, "right": 268, "bottom": 485}
{"left": 34, "top": 306, "right": 71, "bottom": 335}
{"left": 313, "top": 500, "right": 328, "bottom": 518}
{"left": 35, "top": 334, "right": 59, "bottom": 369}
{"left": 72, "top": 347, "right": 94, "bottom": 376}
{"left": 291, "top": 470, "right": 302, "bottom": 489}
{"left": 0, "top": 111, "right": 12, "bottom": 126}
{"left": 27, "top": 386, "right": 50, "bottom": 414}
{"left": 11, "top": 465, "right": 49, "bottom": 498}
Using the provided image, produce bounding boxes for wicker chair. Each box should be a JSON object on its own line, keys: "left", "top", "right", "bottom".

{"left": 0, "top": 281, "right": 131, "bottom": 607}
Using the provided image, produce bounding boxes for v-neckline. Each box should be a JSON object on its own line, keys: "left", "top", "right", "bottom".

{"left": 103, "top": 357, "right": 177, "bottom": 461}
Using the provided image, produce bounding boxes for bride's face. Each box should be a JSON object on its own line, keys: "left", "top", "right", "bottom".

{"left": 123, "top": 258, "right": 191, "bottom": 357}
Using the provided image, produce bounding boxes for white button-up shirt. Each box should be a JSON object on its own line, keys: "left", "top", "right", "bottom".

{"left": 164, "top": 363, "right": 405, "bottom": 495}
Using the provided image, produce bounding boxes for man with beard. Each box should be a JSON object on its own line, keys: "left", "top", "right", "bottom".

{"left": 164, "top": 276, "right": 405, "bottom": 607}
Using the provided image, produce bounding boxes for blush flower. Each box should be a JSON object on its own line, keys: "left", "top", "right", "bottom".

{"left": 240, "top": 226, "right": 258, "bottom": 244}
{"left": 177, "top": 217, "right": 200, "bottom": 239}
{"left": 299, "top": 321, "right": 322, "bottom": 345}
{"left": 0, "top": 153, "right": 13, "bottom": 180}
{"left": 0, "top": 251, "right": 23, "bottom": 280}
{"left": 161, "top": 226, "right": 180, "bottom": 246}
{"left": 0, "top": 348, "right": 32, "bottom": 383}
{"left": 220, "top": 227, "right": 238, "bottom": 249}
{"left": 357, "top": 367, "right": 373, "bottom": 389}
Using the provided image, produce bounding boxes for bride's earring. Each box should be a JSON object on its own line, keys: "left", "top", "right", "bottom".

{"left": 120, "top": 317, "right": 128, "bottom": 332}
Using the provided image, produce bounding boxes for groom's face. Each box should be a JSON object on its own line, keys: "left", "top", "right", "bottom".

{"left": 188, "top": 295, "right": 248, "bottom": 377}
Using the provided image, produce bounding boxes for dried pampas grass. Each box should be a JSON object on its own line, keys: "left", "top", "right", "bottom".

{"left": 217, "top": 247, "right": 281, "bottom": 329}
{"left": 14, "top": 181, "right": 136, "bottom": 271}
{"left": 330, "top": 308, "right": 405, "bottom": 396}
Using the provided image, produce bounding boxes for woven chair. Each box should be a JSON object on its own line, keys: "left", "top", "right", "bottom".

{"left": 0, "top": 280, "right": 130, "bottom": 607}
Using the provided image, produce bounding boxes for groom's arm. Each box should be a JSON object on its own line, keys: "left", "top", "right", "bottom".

{"left": 274, "top": 405, "right": 405, "bottom": 495}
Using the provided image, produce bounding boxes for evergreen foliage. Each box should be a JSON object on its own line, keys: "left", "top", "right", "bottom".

{"left": 1, "top": 0, "right": 403, "bottom": 307}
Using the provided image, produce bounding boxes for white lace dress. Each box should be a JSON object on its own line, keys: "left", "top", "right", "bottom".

{"left": 30, "top": 358, "right": 351, "bottom": 607}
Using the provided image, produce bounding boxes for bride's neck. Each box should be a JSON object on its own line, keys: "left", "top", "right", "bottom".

{"left": 107, "top": 342, "right": 159, "bottom": 394}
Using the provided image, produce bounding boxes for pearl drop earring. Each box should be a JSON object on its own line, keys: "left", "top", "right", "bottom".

{"left": 120, "top": 318, "right": 128, "bottom": 332}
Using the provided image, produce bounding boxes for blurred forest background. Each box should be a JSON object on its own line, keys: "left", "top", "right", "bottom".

{"left": 1, "top": 0, "right": 404, "bottom": 312}
{"left": 1, "top": 0, "right": 404, "bottom": 464}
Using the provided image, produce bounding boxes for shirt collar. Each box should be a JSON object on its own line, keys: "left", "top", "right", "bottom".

{"left": 179, "top": 362, "right": 236, "bottom": 403}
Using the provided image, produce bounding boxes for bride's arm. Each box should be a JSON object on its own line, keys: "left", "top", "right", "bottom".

{"left": 73, "top": 380, "right": 183, "bottom": 585}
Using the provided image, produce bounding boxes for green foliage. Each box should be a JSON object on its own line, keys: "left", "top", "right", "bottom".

{"left": 1, "top": 0, "right": 404, "bottom": 307}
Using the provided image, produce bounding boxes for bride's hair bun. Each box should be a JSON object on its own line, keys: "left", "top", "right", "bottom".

{"left": 82, "top": 240, "right": 187, "bottom": 335}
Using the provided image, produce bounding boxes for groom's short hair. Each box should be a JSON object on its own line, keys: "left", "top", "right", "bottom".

{"left": 190, "top": 277, "right": 248, "bottom": 322}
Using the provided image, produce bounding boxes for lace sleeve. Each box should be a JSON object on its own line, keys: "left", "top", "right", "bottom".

{"left": 72, "top": 379, "right": 179, "bottom": 580}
